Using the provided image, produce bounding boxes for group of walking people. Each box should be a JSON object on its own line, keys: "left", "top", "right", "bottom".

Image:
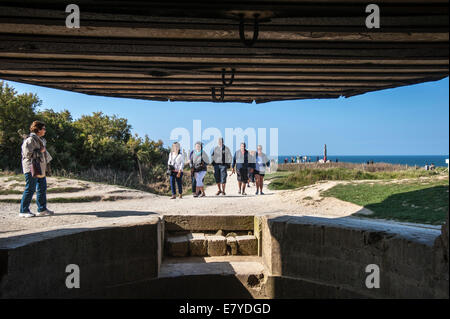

{"left": 167, "top": 138, "right": 271, "bottom": 198}
{"left": 17, "top": 121, "right": 271, "bottom": 218}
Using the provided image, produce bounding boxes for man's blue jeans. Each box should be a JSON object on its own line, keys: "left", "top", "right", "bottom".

{"left": 20, "top": 172, "right": 47, "bottom": 213}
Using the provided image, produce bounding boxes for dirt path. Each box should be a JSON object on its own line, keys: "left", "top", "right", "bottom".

{"left": 0, "top": 172, "right": 372, "bottom": 237}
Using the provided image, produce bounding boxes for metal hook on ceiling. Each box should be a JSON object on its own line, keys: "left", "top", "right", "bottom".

{"left": 211, "top": 87, "right": 225, "bottom": 102}
{"left": 222, "top": 68, "right": 235, "bottom": 86}
{"left": 239, "top": 13, "right": 260, "bottom": 47}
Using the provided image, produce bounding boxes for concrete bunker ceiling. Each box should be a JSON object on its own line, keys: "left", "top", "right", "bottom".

{"left": 0, "top": 0, "right": 448, "bottom": 103}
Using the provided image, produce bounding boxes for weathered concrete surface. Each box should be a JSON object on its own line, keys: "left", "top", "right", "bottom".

{"left": 237, "top": 235, "right": 258, "bottom": 256}
{"left": 166, "top": 235, "right": 189, "bottom": 257}
{"left": 261, "top": 215, "right": 449, "bottom": 299}
{"left": 226, "top": 236, "right": 238, "bottom": 255}
{"left": 99, "top": 256, "right": 268, "bottom": 299}
{"left": 0, "top": 216, "right": 161, "bottom": 298}
{"left": 1, "top": 213, "right": 447, "bottom": 298}
{"left": 188, "top": 233, "right": 207, "bottom": 256}
{"left": 163, "top": 215, "right": 254, "bottom": 232}
{"left": 207, "top": 235, "right": 227, "bottom": 256}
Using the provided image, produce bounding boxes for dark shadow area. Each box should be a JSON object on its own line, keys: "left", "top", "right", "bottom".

{"left": 104, "top": 274, "right": 255, "bottom": 299}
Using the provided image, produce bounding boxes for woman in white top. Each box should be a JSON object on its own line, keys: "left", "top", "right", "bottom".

{"left": 168, "top": 142, "right": 184, "bottom": 199}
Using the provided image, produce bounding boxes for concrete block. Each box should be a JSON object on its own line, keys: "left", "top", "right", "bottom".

{"left": 164, "top": 215, "right": 254, "bottom": 231}
{"left": 188, "top": 233, "right": 207, "bottom": 256}
{"left": 237, "top": 235, "right": 258, "bottom": 255}
{"left": 207, "top": 235, "right": 227, "bottom": 256}
{"left": 166, "top": 235, "right": 189, "bottom": 257}
{"left": 226, "top": 236, "right": 238, "bottom": 255}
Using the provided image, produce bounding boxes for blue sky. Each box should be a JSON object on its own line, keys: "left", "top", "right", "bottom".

{"left": 3, "top": 77, "right": 449, "bottom": 156}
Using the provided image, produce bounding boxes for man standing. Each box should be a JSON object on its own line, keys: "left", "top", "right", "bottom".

{"left": 211, "top": 137, "right": 232, "bottom": 195}
{"left": 231, "top": 142, "right": 252, "bottom": 195}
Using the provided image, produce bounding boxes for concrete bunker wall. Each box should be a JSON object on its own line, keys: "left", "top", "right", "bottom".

{"left": 0, "top": 215, "right": 448, "bottom": 298}
{"left": 261, "top": 216, "right": 449, "bottom": 299}
{"left": 0, "top": 217, "right": 162, "bottom": 298}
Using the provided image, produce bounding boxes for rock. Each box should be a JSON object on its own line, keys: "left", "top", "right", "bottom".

{"left": 226, "top": 232, "right": 237, "bottom": 238}
{"left": 188, "top": 233, "right": 207, "bottom": 256}
{"left": 166, "top": 235, "right": 189, "bottom": 257}
{"left": 237, "top": 235, "right": 258, "bottom": 255}
{"left": 226, "top": 236, "right": 238, "bottom": 255}
{"left": 215, "top": 229, "right": 224, "bottom": 236}
{"left": 207, "top": 235, "right": 227, "bottom": 256}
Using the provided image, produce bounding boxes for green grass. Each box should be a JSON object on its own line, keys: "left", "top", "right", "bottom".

{"left": 322, "top": 179, "right": 449, "bottom": 224}
{"left": 5, "top": 175, "right": 25, "bottom": 182}
{"left": 47, "top": 187, "right": 87, "bottom": 193}
{"left": 267, "top": 167, "right": 443, "bottom": 190}
{"left": 0, "top": 189, "right": 23, "bottom": 195}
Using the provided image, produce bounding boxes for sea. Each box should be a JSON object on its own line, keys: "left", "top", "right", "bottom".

{"left": 277, "top": 155, "right": 449, "bottom": 167}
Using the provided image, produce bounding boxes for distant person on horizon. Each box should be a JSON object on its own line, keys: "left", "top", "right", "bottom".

{"left": 336, "top": 158, "right": 339, "bottom": 163}
{"left": 430, "top": 163, "right": 435, "bottom": 170}
{"left": 231, "top": 142, "right": 252, "bottom": 195}
{"left": 284, "top": 158, "right": 288, "bottom": 164}
{"left": 168, "top": 142, "right": 184, "bottom": 199}
{"left": 255, "top": 145, "right": 270, "bottom": 195}
{"left": 424, "top": 163, "right": 429, "bottom": 170}
{"left": 211, "top": 137, "right": 232, "bottom": 196}
{"left": 191, "top": 141, "right": 210, "bottom": 197}
{"left": 19, "top": 121, "right": 54, "bottom": 218}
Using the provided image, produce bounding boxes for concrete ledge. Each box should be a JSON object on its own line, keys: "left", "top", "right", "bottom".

{"left": 163, "top": 215, "right": 254, "bottom": 232}
{"left": 261, "top": 215, "right": 449, "bottom": 299}
{"left": 0, "top": 216, "right": 161, "bottom": 298}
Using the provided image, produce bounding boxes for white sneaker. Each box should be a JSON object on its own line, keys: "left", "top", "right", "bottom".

{"left": 36, "top": 209, "right": 54, "bottom": 216}
{"left": 19, "top": 212, "right": 35, "bottom": 218}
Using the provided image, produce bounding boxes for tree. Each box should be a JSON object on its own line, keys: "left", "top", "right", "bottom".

{"left": 73, "top": 112, "right": 134, "bottom": 169}
{"left": 0, "top": 81, "right": 41, "bottom": 170}
{"left": 37, "top": 109, "right": 81, "bottom": 170}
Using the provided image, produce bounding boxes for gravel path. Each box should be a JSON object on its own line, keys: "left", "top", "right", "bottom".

{"left": 0, "top": 172, "right": 371, "bottom": 237}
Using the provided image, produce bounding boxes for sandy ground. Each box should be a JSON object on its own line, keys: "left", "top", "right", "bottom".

{"left": 0, "top": 171, "right": 377, "bottom": 237}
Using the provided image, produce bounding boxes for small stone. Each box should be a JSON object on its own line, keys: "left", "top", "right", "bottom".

{"left": 226, "top": 232, "right": 237, "bottom": 238}
{"left": 215, "top": 229, "right": 224, "bottom": 236}
{"left": 237, "top": 235, "right": 258, "bottom": 255}
{"left": 207, "top": 235, "right": 227, "bottom": 256}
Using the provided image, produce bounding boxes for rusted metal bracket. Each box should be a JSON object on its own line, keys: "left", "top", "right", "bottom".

{"left": 222, "top": 68, "right": 235, "bottom": 86}
{"left": 211, "top": 87, "right": 225, "bottom": 102}
{"left": 239, "top": 14, "right": 260, "bottom": 47}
